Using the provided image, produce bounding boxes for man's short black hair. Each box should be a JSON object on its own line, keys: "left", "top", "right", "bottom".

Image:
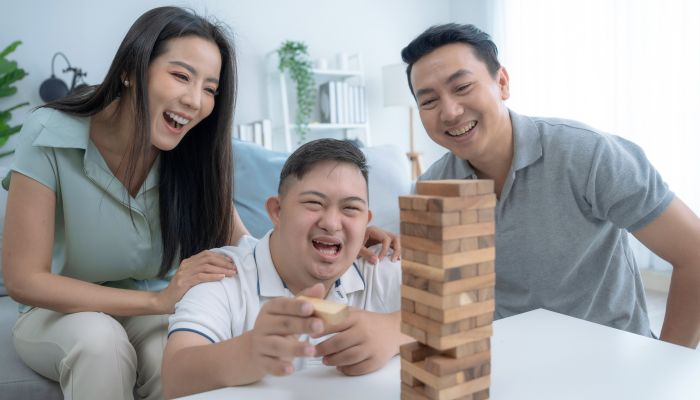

{"left": 278, "top": 139, "right": 370, "bottom": 201}
{"left": 401, "top": 23, "right": 500, "bottom": 97}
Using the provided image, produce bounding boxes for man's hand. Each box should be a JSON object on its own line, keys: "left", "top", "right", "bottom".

{"left": 313, "top": 308, "right": 404, "bottom": 375}
{"left": 251, "top": 284, "right": 327, "bottom": 376}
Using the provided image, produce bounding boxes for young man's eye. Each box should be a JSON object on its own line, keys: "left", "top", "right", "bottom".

{"left": 421, "top": 99, "right": 435, "bottom": 107}
{"left": 457, "top": 84, "right": 470, "bottom": 92}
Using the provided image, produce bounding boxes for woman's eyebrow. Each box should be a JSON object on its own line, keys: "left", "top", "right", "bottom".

{"left": 168, "top": 61, "right": 219, "bottom": 84}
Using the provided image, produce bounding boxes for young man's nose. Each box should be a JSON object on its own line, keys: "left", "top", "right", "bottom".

{"left": 440, "top": 96, "right": 464, "bottom": 123}
{"left": 318, "top": 208, "right": 342, "bottom": 234}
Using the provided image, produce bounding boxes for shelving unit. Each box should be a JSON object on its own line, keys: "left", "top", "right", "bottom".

{"left": 266, "top": 52, "right": 371, "bottom": 152}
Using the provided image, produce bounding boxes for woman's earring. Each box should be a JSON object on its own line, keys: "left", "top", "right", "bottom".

{"left": 124, "top": 80, "right": 129, "bottom": 87}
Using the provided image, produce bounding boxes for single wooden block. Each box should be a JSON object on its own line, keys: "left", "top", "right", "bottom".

{"left": 423, "top": 375, "right": 490, "bottom": 400}
{"left": 461, "top": 210, "right": 478, "bottom": 224}
{"left": 427, "top": 194, "right": 497, "bottom": 213}
{"left": 442, "top": 338, "right": 491, "bottom": 359}
{"left": 400, "top": 341, "right": 440, "bottom": 362}
{"left": 402, "top": 235, "right": 461, "bottom": 255}
{"left": 403, "top": 248, "right": 415, "bottom": 261}
{"left": 401, "top": 285, "right": 478, "bottom": 310}
{"left": 400, "top": 210, "right": 461, "bottom": 227}
{"left": 401, "top": 358, "right": 481, "bottom": 390}
{"left": 402, "top": 298, "right": 416, "bottom": 313}
{"left": 427, "top": 325, "right": 493, "bottom": 351}
{"left": 477, "top": 261, "right": 494, "bottom": 275}
{"left": 403, "top": 272, "right": 430, "bottom": 291}
{"left": 402, "top": 310, "right": 477, "bottom": 337}
{"left": 402, "top": 369, "right": 423, "bottom": 387}
{"left": 477, "top": 235, "right": 495, "bottom": 249}
{"left": 427, "top": 222, "right": 496, "bottom": 241}
{"left": 473, "top": 388, "right": 490, "bottom": 400}
{"left": 402, "top": 321, "right": 427, "bottom": 344}
{"left": 425, "top": 350, "right": 491, "bottom": 376}
{"left": 413, "top": 250, "right": 430, "bottom": 264}
{"left": 429, "top": 299, "right": 496, "bottom": 324}
{"left": 460, "top": 237, "right": 478, "bottom": 253}
{"left": 477, "top": 208, "right": 494, "bottom": 222}
{"left": 415, "top": 302, "right": 431, "bottom": 317}
{"left": 402, "top": 260, "right": 479, "bottom": 283}
{"left": 476, "top": 180, "right": 494, "bottom": 195}
{"left": 401, "top": 383, "right": 432, "bottom": 400}
{"left": 478, "top": 287, "right": 495, "bottom": 301}
{"left": 415, "top": 180, "right": 479, "bottom": 197}
{"left": 399, "top": 196, "right": 414, "bottom": 210}
{"left": 402, "top": 222, "right": 429, "bottom": 238}
{"left": 476, "top": 312, "right": 494, "bottom": 327}
{"left": 297, "top": 296, "right": 349, "bottom": 325}
{"left": 412, "top": 195, "right": 433, "bottom": 211}
{"left": 474, "top": 362, "right": 490, "bottom": 378}
{"left": 427, "top": 248, "right": 495, "bottom": 269}
{"left": 428, "top": 273, "right": 496, "bottom": 296}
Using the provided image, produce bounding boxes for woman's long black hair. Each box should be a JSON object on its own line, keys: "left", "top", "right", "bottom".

{"left": 41, "top": 7, "right": 236, "bottom": 279}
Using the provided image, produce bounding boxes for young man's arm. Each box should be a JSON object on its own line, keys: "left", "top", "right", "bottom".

{"left": 632, "top": 196, "right": 700, "bottom": 349}
{"left": 313, "top": 308, "right": 414, "bottom": 375}
{"left": 162, "top": 284, "right": 328, "bottom": 399}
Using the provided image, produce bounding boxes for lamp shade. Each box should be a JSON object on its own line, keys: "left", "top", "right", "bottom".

{"left": 382, "top": 63, "right": 415, "bottom": 108}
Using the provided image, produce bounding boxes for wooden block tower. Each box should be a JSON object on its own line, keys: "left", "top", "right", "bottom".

{"left": 399, "top": 179, "right": 496, "bottom": 400}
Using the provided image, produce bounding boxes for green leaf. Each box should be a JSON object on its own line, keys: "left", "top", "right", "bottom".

{"left": 0, "top": 41, "right": 21, "bottom": 59}
{"left": 0, "top": 85, "right": 17, "bottom": 98}
{"left": 0, "top": 135, "right": 8, "bottom": 148}
{"left": 1, "top": 102, "right": 29, "bottom": 114}
{"left": 0, "top": 124, "right": 21, "bottom": 139}
{"left": 0, "top": 150, "right": 15, "bottom": 158}
{"left": 0, "top": 68, "right": 27, "bottom": 88}
{"left": 0, "top": 59, "right": 17, "bottom": 75}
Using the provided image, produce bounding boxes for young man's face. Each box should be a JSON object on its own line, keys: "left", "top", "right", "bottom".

{"left": 271, "top": 161, "right": 372, "bottom": 283}
{"left": 410, "top": 43, "right": 510, "bottom": 161}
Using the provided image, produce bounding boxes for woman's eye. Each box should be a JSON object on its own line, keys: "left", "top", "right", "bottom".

{"left": 205, "top": 88, "right": 219, "bottom": 95}
{"left": 173, "top": 73, "right": 188, "bottom": 81}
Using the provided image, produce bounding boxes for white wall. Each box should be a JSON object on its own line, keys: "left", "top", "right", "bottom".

{"left": 0, "top": 0, "right": 471, "bottom": 169}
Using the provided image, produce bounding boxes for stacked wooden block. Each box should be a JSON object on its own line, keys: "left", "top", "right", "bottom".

{"left": 399, "top": 180, "right": 496, "bottom": 400}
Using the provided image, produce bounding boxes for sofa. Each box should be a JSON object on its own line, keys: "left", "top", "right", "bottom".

{"left": 0, "top": 140, "right": 413, "bottom": 399}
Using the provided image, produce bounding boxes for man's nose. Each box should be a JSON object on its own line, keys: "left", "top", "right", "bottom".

{"left": 318, "top": 208, "right": 342, "bottom": 233}
{"left": 441, "top": 96, "right": 464, "bottom": 123}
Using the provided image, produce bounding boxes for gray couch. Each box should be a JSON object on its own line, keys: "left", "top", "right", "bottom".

{"left": 0, "top": 141, "right": 412, "bottom": 399}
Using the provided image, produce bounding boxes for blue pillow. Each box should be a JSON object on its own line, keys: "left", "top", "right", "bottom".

{"left": 233, "top": 139, "right": 290, "bottom": 238}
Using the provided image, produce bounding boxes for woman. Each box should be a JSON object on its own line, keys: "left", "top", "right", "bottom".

{"left": 2, "top": 7, "right": 398, "bottom": 400}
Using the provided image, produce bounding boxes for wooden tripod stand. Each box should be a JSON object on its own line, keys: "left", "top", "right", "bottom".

{"left": 407, "top": 107, "right": 425, "bottom": 180}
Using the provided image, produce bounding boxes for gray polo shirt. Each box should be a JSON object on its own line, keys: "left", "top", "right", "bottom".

{"left": 419, "top": 109, "right": 674, "bottom": 337}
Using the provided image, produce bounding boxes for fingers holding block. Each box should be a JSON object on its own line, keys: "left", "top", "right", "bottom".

{"left": 297, "top": 296, "right": 349, "bottom": 325}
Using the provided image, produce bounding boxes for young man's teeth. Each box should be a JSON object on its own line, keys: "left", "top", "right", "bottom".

{"left": 448, "top": 121, "right": 477, "bottom": 136}
{"left": 319, "top": 248, "right": 338, "bottom": 255}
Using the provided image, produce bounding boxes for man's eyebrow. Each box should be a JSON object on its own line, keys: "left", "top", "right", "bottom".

{"left": 299, "top": 191, "right": 367, "bottom": 205}
{"left": 445, "top": 69, "right": 473, "bottom": 85}
{"left": 415, "top": 87, "right": 435, "bottom": 98}
{"left": 168, "top": 61, "right": 219, "bottom": 84}
{"left": 341, "top": 196, "right": 367, "bottom": 205}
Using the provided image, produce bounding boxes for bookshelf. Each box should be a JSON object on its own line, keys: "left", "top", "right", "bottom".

{"left": 266, "top": 52, "right": 371, "bottom": 152}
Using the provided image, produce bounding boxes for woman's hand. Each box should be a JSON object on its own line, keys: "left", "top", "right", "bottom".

{"left": 156, "top": 250, "right": 237, "bottom": 314}
{"left": 360, "top": 226, "right": 402, "bottom": 264}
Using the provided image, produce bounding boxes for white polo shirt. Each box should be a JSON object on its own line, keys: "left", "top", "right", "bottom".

{"left": 168, "top": 230, "right": 401, "bottom": 372}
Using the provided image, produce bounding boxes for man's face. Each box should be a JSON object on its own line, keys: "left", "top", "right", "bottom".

{"left": 410, "top": 43, "right": 510, "bottom": 161}
{"left": 273, "top": 161, "right": 372, "bottom": 283}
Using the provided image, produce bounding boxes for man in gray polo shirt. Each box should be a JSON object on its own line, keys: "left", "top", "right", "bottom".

{"left": 401, "top": 23, "right": 700, "bottom": 348}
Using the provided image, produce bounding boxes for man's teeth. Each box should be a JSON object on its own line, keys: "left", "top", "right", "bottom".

{"left": 166, "top": 111, "right": 191, "bottom": 126}
{"left": 313, "top": 239, "right": 340, "bottom": 255}
{"left": 448, "top": 121, "right": 477, "bottom": 136}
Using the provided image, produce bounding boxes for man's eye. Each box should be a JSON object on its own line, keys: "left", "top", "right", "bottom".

{"left": 457, "top": 84, "right": 470, "bottom": 91}
{"left": 421, "top": 99, "right": 435, "bottom": 106}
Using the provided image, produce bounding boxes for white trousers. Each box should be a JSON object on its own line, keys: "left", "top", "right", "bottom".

{"left": 12, "top": 308, "right": 168, "bottom": 400}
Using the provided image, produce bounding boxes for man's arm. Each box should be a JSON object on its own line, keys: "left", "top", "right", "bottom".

{"left": 632, "top": 196, "right": 700, "bottom": 349}
{"left": 162, "top": 331, "right": 264, "bottom": 399}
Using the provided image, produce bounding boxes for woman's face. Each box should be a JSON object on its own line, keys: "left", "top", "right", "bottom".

{"left": 146, "top": 36, "right": 222, "bottom": 151}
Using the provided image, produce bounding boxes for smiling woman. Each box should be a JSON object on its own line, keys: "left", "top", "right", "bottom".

{"left": 0, "top": 7, "right": 244, "bottom": 400}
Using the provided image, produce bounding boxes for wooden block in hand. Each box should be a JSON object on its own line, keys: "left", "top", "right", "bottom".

{"left": 297, "top": 296, "right": 349, "bottom": 325}
{"left": 402, "top": 235, "right": 461, "bottom": 255}
{"left": 427, "top": 222, "right": 495, "bottom": 241}
{"left": 427, "top": 194, "right": 497, "bottom": 213}
{"left": 425, "top": 350, "right": 491, "bottom": 376}
{"left": 415, "top": 180, "right": 479, "bottom": 197}
{"left": 401, "top": 210, "right": 461, "bottom": 227}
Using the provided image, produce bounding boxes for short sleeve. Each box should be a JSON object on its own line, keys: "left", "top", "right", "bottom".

{"left": 168, "top": 278, "right": 240, "bottom": 343}
{"left": 2, "top": 110, "right": 59, "bottom": 193}
{"left": 585, "top": 134, "right": 674, "bottom": 232}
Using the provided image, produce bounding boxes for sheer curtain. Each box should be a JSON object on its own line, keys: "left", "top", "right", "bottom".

{"left": 492, "top": 0, "right": 700, "bottom": 271}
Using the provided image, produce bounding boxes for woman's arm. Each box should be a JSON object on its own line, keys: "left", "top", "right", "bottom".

{"left": 229, "top": 202, "right": 251, "bottom": 245}
{"left": 2, "top": 172, "right": 235, "bottom": 316}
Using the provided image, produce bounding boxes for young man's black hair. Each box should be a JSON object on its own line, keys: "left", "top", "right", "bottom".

{"left": 278, "top": 138, "right": 370, "bottom": 200}
{"left": 401, "top": 23, "right": 500, "bottom": 97}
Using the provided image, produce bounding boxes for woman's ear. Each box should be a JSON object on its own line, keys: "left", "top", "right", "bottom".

{"left": 265, "top": 196, "right": 282, "bottom": 227}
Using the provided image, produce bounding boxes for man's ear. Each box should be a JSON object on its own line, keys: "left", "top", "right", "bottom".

{"left": 367, "top": 209, "right": 373, "bottom": 225}
{"left": 497, "top": 66, "right": 510, "bottom": 101}
{"left": 265, "top": 196, "right": 282, "bottom": 227}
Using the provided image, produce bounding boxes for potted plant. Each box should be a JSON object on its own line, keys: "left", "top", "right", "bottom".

{"left": 277, "top": 41, "right": 315, "bottom": 143}
{"left": 0, "top": 40, "right": 29, "bottom": 158}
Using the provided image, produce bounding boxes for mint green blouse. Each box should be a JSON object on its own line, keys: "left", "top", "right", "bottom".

{"left": 3, "top": 108, "right": 174, "bottom": 313}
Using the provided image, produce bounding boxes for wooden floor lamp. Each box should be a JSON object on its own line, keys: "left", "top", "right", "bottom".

{"left": 383, "top": 63, "right": 426, "bottom": 180}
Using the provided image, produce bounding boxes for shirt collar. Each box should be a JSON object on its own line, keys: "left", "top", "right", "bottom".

{"left": 255, "top": 229, "right": 366, "bottom": 298}
{"left": 509, "top": 108, "right": 543, "bottom": 172}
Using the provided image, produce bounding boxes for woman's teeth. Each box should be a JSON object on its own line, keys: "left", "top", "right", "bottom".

{"left": 165, "top": 111, "right": 191, "bottom": 128}
{"left": 447, "top": 121, "right": 477, "bottom": 136}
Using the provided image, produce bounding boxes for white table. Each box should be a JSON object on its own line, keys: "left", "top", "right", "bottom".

{"left": 181, "top": 309, "right": 700, "bottom": 399}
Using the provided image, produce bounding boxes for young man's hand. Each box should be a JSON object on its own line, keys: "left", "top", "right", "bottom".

{"left": 312, "top": 308, "right": 404, "bottom": 375}
{"left": 251, "top": 283, "right": 326, "bottom": 376}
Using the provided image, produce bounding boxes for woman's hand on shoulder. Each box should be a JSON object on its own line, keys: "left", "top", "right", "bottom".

{"left": 156, "top": 250, "right": 237, "bottom": 314}
{"left": 360, "top": 226, "right": 401, "bottom": 264}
